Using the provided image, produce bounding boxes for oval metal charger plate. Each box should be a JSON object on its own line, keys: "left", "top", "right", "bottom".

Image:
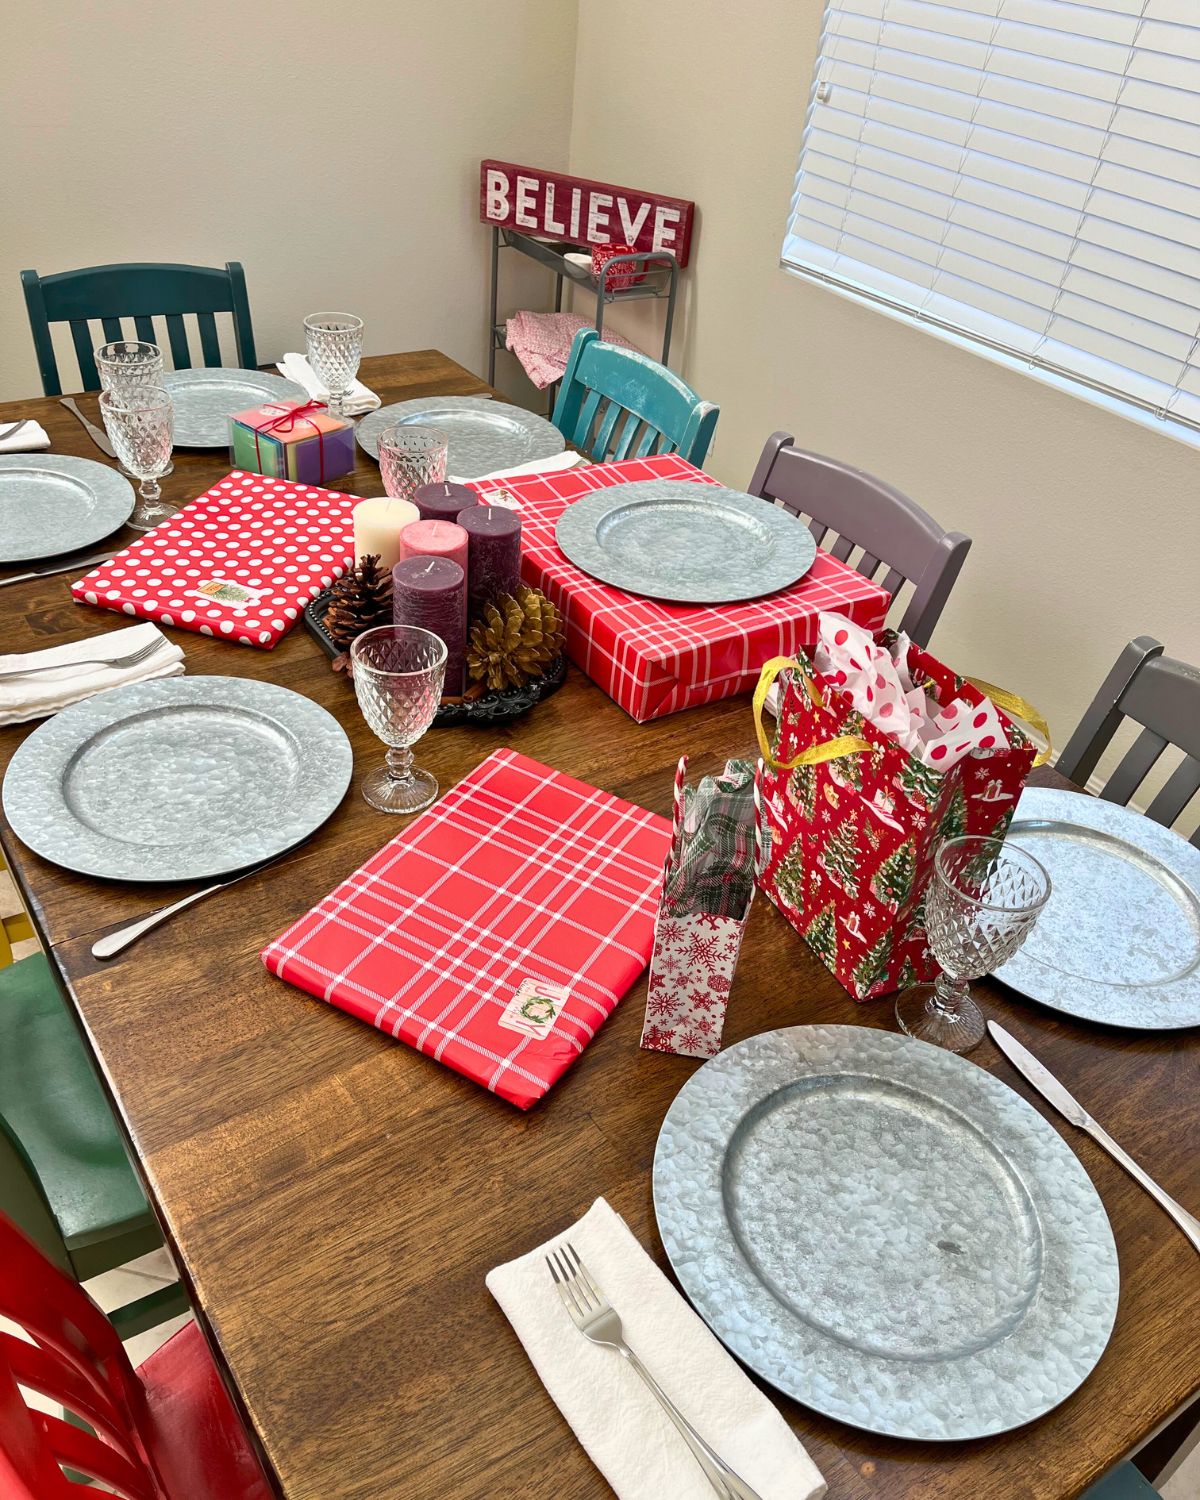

{"left": 653, "top": 1026, "right": 1119, "bottom": 1441}
{"left": 0, "top": 454, "right": 134, "bottom": 563}
{"left": 994, "top": 787, "right": 1200, "bottom": 1028}
{"left": 2, "top": 677, "right": 352, "bottom": 882}
{"left": 355, "top": 396, "right": 564, "bottom": 477}
{"left": 163, "top": 369, "right": 304, "bottom": 448}
{"left": 554, "top": 479, "right": 817, "bottom": 603}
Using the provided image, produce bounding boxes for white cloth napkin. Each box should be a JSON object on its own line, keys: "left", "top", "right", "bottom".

{"left": 452, "top": 449, "right": 586, "bottom": 486}
{"left": 275, "top": 353, "right": 381, "bottom": 416}
{"left": 487, "top": 1198, "right": 825, "bottom": 1500}
{"left": 0, "top": 623, "right": 185, "bottom": 726}
{"left": 0, "top": 419, "right": 52, "bottom": 454}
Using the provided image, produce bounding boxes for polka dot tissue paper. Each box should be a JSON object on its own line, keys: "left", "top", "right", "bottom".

{"left": 71, "top": 470, "right": 357, "bottom": 648}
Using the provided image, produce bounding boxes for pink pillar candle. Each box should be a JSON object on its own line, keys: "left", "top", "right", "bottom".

{"left": 458, "top": 505, "right": 522, "bottom": 621}
{"left": 392, "top": 555, "right": 467, "bottom": 696}
{"left": 413, "top": 481, "right": 479, "bottom": 523}
{"left": 399, "top": 518, "right": 469, "bottom": 575}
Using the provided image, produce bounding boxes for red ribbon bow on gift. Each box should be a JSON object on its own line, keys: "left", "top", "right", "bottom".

{"left": 251, "top": 399, "right": 331, "bottom": 481}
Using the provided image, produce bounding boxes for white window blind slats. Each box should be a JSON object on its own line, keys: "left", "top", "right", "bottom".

{"left": 784, "top": 0, "right": 1200, "bottom": 436}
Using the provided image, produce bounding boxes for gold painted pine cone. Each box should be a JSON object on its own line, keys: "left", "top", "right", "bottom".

{"left": 466, "top": 586, "right": 565, "bottom": 692}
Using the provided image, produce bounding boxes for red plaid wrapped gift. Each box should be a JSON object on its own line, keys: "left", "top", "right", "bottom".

{"left": 471, "top": 455, "right": 890, "bottom": 722}
{"left": 261, "top": 749, "right": 672, "bottom": 1109}
{"left": 71, "top": 470, "right": 357, "bottom": 648}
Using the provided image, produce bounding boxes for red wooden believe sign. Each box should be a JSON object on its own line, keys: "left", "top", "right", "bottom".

{"left": 480, "top": 160, "right": 695, "bottom": 268}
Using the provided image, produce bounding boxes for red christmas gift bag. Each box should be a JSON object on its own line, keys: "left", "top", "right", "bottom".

{"left": 754, "top": 622, "right": 1047, "bottom": 1002}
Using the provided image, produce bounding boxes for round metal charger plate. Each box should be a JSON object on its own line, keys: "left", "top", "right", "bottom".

{"left": 554, "top": 479, "right": 817, "bottom": 603}
{"left": 2, "top": 676, "right": 352, "bottom": 881}
{"left": 163, "top": 369, "right": 305, "bottom": 447}
{"left": 653, "top": 1025, "right": 1118, "bottom": 1441}
{"left": 355, "top": 396, "right": 564, "bottom": 477}
{"left": 0, "top": 454, "right": 134, "bottom": 563}
{"left": 994, "top": 787, "right": 1200, "bottom": 1028}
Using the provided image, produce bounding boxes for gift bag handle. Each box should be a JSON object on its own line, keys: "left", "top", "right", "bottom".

{"left": 753, "top": 657, "right": 872, "bottom": 771}
{"left": 753, "top": 657, "right": 1053, "bottom": 772}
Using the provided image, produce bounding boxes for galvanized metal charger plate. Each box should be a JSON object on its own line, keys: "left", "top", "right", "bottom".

{"left": 554, "top": 479, "right": 817, "bottom": 603}
{"left": 163, "top": 369, "right": 304, "bottom": 447}
{"left": 2, "top": 677, "right": 352, "bottom": 882}
{"left": 356, "top": 396, "right": 565, "bottom": 476}
{"left": 995, "top": 787, "right": 1200, "bottom": 1028}
{"left": 0, "top": 454, "right": 134, "bottom": 563}
{"left": 653, "top": 1025, "right": 1118, "bottom": 1441}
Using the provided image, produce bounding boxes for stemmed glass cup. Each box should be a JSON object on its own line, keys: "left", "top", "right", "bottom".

{"left": 98, "top": 387, "right": 175, "bottom": 531}
{"left": 304, "top": 312, "right": 364, "bottom": 420}
{"left": 95, "top": 341, "right": 172, "bottom": 477}
{"left": 350, "top": 626, "right": 447, "bottom": 814}
{"left": 895, "top": 835, "right": 1051, "bottom": 1053}
{"left": 378, "top": 425, "right": 448, "bottom": 502}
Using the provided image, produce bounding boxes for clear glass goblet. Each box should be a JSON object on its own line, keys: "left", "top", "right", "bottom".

{"left": 350, "top": 625, "right": 447, "bottom": 814}
{"left": 95, "top": 341, "right": 172, "bottom": 477}
{"left": 304, "top": 312, "right": 364, "bottom": 421}
{"left": 378, "top": 425, "right": 448, "bottom": 502}
{"left": 98, "top": 387, "right": 175, "bottom": 532}
{"left": 895, "top": 835, "right": 1051, "bottom": 1053}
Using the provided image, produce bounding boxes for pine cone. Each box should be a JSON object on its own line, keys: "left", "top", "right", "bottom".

{"left": 324, "top": 554, "right": 393, "bottom": 650}
{"left": 466, "top": 585, "right": 564, "bottom": 692}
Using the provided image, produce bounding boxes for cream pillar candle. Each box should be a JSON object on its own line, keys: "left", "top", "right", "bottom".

{"left": 352, "top": 496, "right": 420, "bottom": 571}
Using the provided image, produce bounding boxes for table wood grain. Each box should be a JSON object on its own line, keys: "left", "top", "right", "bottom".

{"left": 1, "top": 352, "right": 1197, "bottom": 1500}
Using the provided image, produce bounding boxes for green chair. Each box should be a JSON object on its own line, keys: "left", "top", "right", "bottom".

{"left": 0, "top": 954, "right": 188, "bottom": 1339}
{"left": 1081, "top": 1464, "right": 1160, "bottom": 1498}
{"left": 20, "top": 260, "right": 257, "bottom": 397}
{"left": 551, "top": 327, "right": 719, "bottom": 466}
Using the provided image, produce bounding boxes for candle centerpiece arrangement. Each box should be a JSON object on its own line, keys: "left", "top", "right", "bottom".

{"left": 311, "top": 489, "right": 567, "bottom": 725}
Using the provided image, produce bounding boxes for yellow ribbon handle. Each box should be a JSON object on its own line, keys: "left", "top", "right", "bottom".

{"left": 964, "top": 677, "right": 1053, "bottom": 768}
{"left": 753, "top": 657, "right": 873, "bottom": 771}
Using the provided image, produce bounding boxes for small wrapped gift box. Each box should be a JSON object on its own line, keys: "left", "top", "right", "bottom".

{"left": 229, "top": 398, "right": 354, "bottom": 485}
{"left": 591, "top": 242, "right": 643, "bottom": 292}
{"left": 641, "top": 756, "right": 759, "bottom": 1060}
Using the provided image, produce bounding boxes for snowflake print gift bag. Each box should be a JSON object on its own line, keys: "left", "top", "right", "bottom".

{"left": 753, "top": 623, "right": 1044, "bottom": 1003}
{"left": 641, "top": 756, "right": 759, "bottom": 1059}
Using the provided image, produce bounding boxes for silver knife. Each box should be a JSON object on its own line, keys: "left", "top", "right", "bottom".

{"left": 1, "top": 550, "right": 120, "bottom": 588}
{"left": 91, "top": 857, "right": 280, "bottom": 961}
{"left": 989, "top": 1020, "right": 1200, "bottom": 1254}
{"left": 59, "top": 396, "right": 117, "bottom": 458}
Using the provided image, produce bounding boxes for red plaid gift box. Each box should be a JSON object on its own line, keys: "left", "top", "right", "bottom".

{"left": 472, "top": 455, "right": 890, "bottom": 723}
{"left": 261, "top": 749, "right": 672, "bottom": 1109}
{"left": 71, "top": 470, "right": 357, "bottom": 648}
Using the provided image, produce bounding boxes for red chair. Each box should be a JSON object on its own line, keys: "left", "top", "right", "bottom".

{"left": 0, "top": 1211, "right": 272, "bottom": 1498}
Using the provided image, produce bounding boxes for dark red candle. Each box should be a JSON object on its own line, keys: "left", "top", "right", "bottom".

{"left": 392, "top": 555, "right": 467, "bottom": 695}
{"left": 459, "top": 505, "right": 522, "bottom": 620}
{"left": 413, "top": 481, "right": 479, "bottom": 524}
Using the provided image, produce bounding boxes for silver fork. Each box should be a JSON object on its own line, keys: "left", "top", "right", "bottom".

{"left": 0, "top": 637, "right": 166, "bottom": 682}
{"left": 546, "top": 1244, "right": 764, "bottom": 1500}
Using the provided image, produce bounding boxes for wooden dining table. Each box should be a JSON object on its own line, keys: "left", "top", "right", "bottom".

{"left": 0, "top": 350, "right": 1197, "bottom": 1500}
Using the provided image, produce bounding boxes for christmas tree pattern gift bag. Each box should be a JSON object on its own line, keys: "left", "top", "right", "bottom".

{"left": 754, "top": 621, "right": 1046, "bottom": 1002}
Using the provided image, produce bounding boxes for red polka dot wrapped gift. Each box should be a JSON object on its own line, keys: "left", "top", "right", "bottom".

{"left": 753, "top": 619, "right": 1044, "bottom": 1003}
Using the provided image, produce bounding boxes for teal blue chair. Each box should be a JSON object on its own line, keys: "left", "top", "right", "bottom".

{"left": 551, "top": 328, "right": 718, "bottom": 466}
{"left": 1081, "top": 1464, "right": 1160, "bottom": 1498}
{"left": 0, "top": 954, "right": 188, "bottom": 1339}
{"left": 20, "top": 260, "right": 257, "bottom": 396}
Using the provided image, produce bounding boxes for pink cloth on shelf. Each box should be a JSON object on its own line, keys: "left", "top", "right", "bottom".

{"left": 505, "top": 311, "right": 642, "bottom": 390}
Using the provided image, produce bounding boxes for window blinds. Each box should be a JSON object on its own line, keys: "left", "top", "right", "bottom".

{"left": 782, "top": 0, "right": 1200, "bottom": 436}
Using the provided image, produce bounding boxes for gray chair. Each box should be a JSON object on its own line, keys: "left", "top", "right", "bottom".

{"left": 1058, "top": 636, "right": 1200, "bottom": 847}
{"left": 747, "top": 432, "right": 971, "bottom": 647}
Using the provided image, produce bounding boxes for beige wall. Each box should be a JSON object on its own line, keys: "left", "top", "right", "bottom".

{"left": 0, "top": 0, "right": 577, "bottom": 404}
{"left": 567, "top": 0, "right": 1199, "bottom": 748}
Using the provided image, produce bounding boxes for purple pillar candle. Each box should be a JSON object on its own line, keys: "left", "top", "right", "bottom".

{"left": 458, "top": 505, "right": 522, "bottom": 620}
{"left": 413, "top": 481, "right": 479, "bottom": 523}
{"left": 392, "top": 555, "right": 467, "bottom": 696}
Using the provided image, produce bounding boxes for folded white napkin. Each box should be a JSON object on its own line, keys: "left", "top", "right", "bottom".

{"left": 452, "top": 449, "right": 586, "bottom": 486}
{"left": 0, "top": 623, "right": 185, "bottom": 726}
{"left": 275, "top": 353, "right": 381, "bottom": 416}
{"left": 0, "top": 419, "right": 52, "bottom": 454}
{"left": 487, "top": 1198, "right": 825, "bottom": 1500}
